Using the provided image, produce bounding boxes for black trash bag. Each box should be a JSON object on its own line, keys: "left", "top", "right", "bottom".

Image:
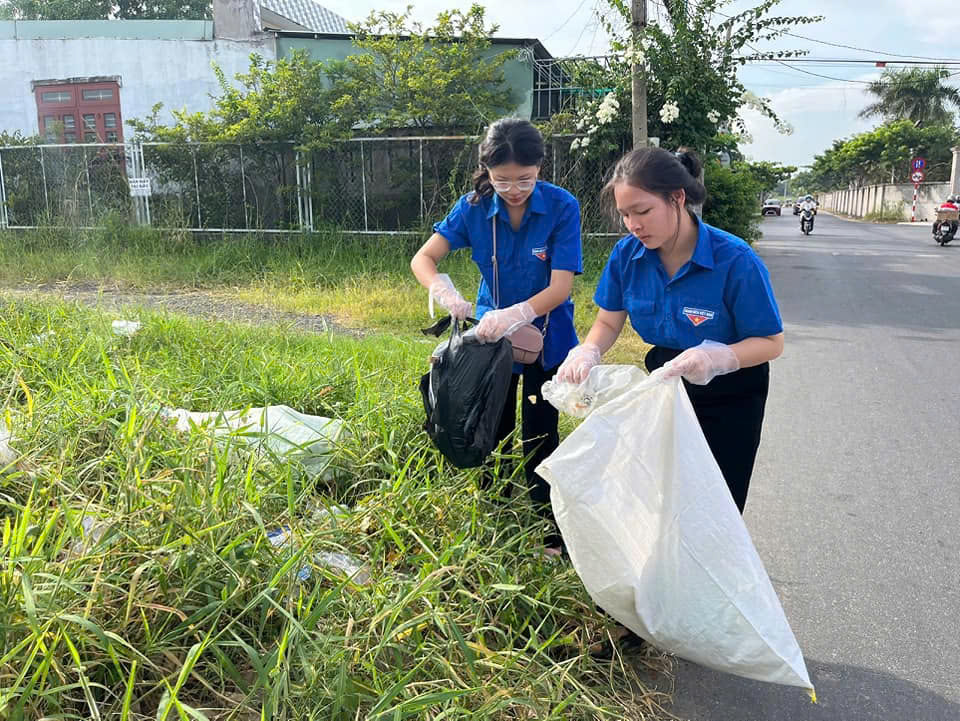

{"left": 419, "top": 315, "right": 514, "bottom": 468}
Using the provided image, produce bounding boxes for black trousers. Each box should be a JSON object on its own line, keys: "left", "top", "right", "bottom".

{"left": 485, "top": 361, "right": 561, "bottom": 542}
{"left": 645, "top": 346, "right": 770, "bottom": 513}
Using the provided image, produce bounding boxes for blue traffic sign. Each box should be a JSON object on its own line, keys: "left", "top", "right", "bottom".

{"left": 912, "top": 157, "right": 926, "bottom": 170}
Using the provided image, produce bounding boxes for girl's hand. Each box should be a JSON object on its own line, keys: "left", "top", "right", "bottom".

{"left": 429, "top": 274, "right": 472, "bottom": 320}
{"left": 556, "top": 343, "right": 602, "bottom": 384}
{"left": 660, "top": 340, "right": 740, "bottom": 385}
{"left": 475, "top": 302, "right": 536, "bottom": 342}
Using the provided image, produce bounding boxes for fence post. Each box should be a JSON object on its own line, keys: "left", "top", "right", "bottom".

{"left": 296, "top": 151, "right": 304, "bottom": 231}
{"left": 40, "top": 146, "right": 50, "bottom": 220}
{"left": 552, "top": 140, "right": 557, "bottom": 184}
{"left": 83, "top": 146, "right": 93, "bottom": 222}
{"left": 0, "top": 149, "right": 8, "bottom": 229}
{"left": 360, "top": 139, "right": 369, "bottom": 232}
{"left": 306, "top": 155, "right": 314, "bottom": 231}
{"left": 419, "top": 139, "right": 424, "bottom": 222}
{"left": 192, "top": 146, "right": 202, "bottom": 229}
{"left": 141, "top": 143, "right": 152, "bottom": 227}
{"left": 239, "top": 144, "right": 249, "bottom": 229}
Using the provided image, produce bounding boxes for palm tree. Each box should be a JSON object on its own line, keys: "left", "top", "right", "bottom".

{"left": 859, "top": 67, "right": 960, "bottom": 127}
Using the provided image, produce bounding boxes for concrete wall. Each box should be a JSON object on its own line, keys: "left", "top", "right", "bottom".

{"left": 0, "top": 21, "right": 273, "bottom": 137}
{"left": 213, "top": 0, "right": 262, "bottom": 40}
{"left": 818, "top": 182, "right": 951, "bottom": 222}
{"left": 275, "top": 35, "right": 535, "bottom": 120}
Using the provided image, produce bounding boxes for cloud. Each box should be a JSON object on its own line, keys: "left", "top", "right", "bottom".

{"left": 739, "top": 75, "right": 880, "bottom": 167}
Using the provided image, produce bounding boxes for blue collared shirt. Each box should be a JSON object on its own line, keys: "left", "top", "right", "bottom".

{"left": 433, "top": 181, "right": 583, "bottom": 370}
{"left": 594, "top": 218, "right": 782, "bottom": 349}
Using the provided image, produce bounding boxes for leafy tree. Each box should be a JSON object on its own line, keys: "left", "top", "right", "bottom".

{"left": 334, "top": 4, "right": 516, "bottom": 133}
{"left": 548, "top": 0, "right": 821, "bottom": 157}
{"left": 130, "top": 5, "right": 516, "bottom": 144}
{"left": 738, "top": 160, "right": 797, "bottom": 196}
{"left": 113, "top": 0, "right": 210, "bottom": 19}
{"left": 128, "top": 51, "right": 361, "bottom": 149}
{"left": 0, "top": 0, "right": 111, "bottom": 19}
{"left": 0, "top": 0, "right": 210, "bottom": 18}
{"left": 859, "top": 67, "right": 960, "bottom": 128}
{"left": 807, "top": 120, "right": 958, "bottom": 191}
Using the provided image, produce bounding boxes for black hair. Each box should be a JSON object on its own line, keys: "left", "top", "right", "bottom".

{"left": 602, "top": 147, "right": 707, "bottom": 212}
{"left": 470, "top": 118, "right": 546, "bottom": 203}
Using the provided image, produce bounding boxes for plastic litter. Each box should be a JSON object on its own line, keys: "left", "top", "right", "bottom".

{"left": 538, "top": 365, "right": 815, "bottom": 698}
{"left": 62, "top": 514, "right": 113, "bottom": 559}
{"left": 112, "top": 320, "right": 141, "bottom": 337}
{"left": 266, "top": 525, "right": 371, "bottom": 585}
{"left": 160, "top": 405, "right": 347, "bottom": 478}
{"left": 0, "top": 425, "right": 15, "bottom": 467}
{"left": 31, "top": 331, "right": 57, "bottom": 344}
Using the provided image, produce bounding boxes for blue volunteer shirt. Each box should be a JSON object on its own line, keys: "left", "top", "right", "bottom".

{"left": 594, "top": 218, "right": 782, "bottom": 349}
{"left": 433, "top": 181, "right": 583, "bottom": 370}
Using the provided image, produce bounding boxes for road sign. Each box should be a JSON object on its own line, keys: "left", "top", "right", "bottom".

{"left": 911, "top": 170, "right": 926, "bottom": 185}
{"left": 912, "top": 157, "right": 926, "bottom": 171}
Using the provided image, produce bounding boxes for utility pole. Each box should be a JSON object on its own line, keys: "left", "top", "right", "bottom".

{"left": 631, "top": 0, "right": 647, "bottom": 149}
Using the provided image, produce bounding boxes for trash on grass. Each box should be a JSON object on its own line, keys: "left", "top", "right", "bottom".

{"left": 160, "top": 405, "right": 347, "bottom": 478}
{"left": 112, "top": 320, "right": 142, "bottom": 337}
{"left": 266, "top": 525, "right": 371, "bottom": 585}
{"left": 0, "top": 425, "right": 15, "bottom": 467}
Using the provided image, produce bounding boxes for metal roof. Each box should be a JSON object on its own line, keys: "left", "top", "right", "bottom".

{"left": 260, "top": 0, "right": 349, "bottom": 34}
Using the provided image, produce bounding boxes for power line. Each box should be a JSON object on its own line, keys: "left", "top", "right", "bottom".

{"left": 647, "top": 0, "right": 960, "bottom": 65}
{"left": 744, "top": 43, "right": 960, "bottom": 86}
{"left": 747, "top": 59, "right": 960, "bottom": 67}
{"left": 585, "top": 0, "right": 603, "bottom": 55}
{"left": 542, "top": 0, "right": 591, "bottom": 43}
{"left": 568, "top": 0, "right": 601, "bottom": 55}
{"left": 774, "top": 31, "right": 960, "bottom": 63}
{"left": 700, "top": 2, "right": 960, "bottom": 63}
{"left": 633, "top": 0, "right": 960, "bottom": 89}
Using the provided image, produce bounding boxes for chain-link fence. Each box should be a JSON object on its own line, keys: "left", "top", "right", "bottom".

{"left": 0, "top": 136, "right": 618, "bottom": 234}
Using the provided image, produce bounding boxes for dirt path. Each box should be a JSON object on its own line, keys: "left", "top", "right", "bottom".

{"left": 1, "top": 282, "right": 362, "bottom": 337}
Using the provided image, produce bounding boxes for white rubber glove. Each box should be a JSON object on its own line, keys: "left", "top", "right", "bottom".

{"left": 555, "top": 342, "right": 602, "bottom": 384}
{"left": 475, "top": 301, "right": 536, "bottom": 342}
{"left": 659, "top": 340, "right": 740, "bottom": 385}
{"left": 429, "top": 273, "right": 472, "bottom": 321}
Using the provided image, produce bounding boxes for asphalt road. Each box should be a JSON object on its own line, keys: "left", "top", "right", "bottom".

{"left": 667, "top": 212, "right": 960, "bottom": 721}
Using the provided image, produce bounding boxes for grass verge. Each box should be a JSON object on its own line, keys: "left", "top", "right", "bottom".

{"left": 0, "top": 296, "right": 672, "bottom": 720}
{"left": 0, "top": 226, "right": 651, "bottom": 366}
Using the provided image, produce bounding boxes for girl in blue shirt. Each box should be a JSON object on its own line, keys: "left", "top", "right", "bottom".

{"left": 411, "top": 118, "right": 584, "bottom": 555}
{"left": 557, "top": 148, "right": 784, "bottom": 513}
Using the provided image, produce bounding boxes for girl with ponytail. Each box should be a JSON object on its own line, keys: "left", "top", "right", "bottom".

{"left": 558, "top": 146, "right": 785, "bottom": 515}
{"left": 411, "top": 117, "right": 584, "bottom": 556}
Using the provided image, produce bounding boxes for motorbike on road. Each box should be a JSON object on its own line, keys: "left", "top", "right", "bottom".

{"left": 933, "top": 197, "right": 958, "bottom": 246}
{"left": 800, "top": 207, "right": 814, "bottom": 235}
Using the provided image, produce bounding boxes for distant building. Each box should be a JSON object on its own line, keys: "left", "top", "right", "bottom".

{"left": 0, "top": 0, "right": 555, "bottom": 143}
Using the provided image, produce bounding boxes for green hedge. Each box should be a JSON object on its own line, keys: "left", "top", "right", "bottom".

{"left": 703, "top": 161, "right": 763, "bottom": 242}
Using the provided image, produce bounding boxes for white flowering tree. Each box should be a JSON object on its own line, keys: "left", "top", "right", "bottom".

{"left": 547, "top": 0, "right": 817, "bottom": 158}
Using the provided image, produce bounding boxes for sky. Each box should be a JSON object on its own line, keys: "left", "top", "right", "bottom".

{"left": 320, "top": 0, "right": 960, "bottom": 169}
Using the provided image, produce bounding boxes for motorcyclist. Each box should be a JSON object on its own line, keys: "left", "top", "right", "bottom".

{"left": 799, "top": 195, "right": 816, "bottom": 231}
{"left": 934, "top": 195, "right": 959, "bottom": 243}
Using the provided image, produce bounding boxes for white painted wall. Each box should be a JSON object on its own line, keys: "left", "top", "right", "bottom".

{"left": 0, "top": 36, "right": 275, "bottom": 137}
{"left": 819, "top": 182, "right": 951, "bottom": 222}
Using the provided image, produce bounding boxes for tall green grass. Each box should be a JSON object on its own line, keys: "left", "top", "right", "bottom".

{"left": 0, "top": 298, "right": 671, "bottom": 720}
{"left": 0, "top": 226, "right": 649, "bottom": 365}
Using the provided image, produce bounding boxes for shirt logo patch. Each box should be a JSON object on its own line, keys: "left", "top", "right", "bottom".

{"left": 682, "top": 307, "right": 716, "bottom": 326}
{"left": 532, "top": 246, "right": 548, "bottom": 261}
